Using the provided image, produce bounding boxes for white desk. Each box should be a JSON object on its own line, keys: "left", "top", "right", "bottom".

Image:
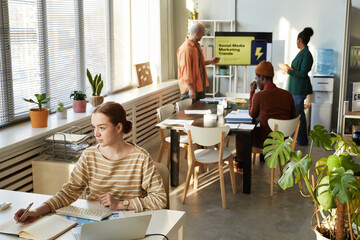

{"left": 0, "top": 190, "right": 185, "bottom": 239}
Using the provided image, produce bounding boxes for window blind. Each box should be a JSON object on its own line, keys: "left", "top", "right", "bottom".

{"left": 0, "top": 0, "right": 160, "bottom": 128}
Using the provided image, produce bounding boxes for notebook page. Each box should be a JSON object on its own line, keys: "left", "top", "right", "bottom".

{"left": 0, "top": 219, "right": 26, "bottom": 235}
{"left": 19, "top": 215, "right": 77, "bottom": 240}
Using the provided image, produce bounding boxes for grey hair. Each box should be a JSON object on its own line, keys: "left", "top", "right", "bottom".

{"left": 190, "top": 23, "right": 204, "bottom": 36}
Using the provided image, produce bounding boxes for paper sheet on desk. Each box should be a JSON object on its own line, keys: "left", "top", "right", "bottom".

{"left": 161, "top": 119, "right": 194, "bottom": 126}
{"left": 238, "top": 124, "right": 256, "bottom": 130}
{"left": 184, "top": 109, "right": 211, "bottom": 114}
{"left": 224, "top": 123, "right": 239, "bottom": 129}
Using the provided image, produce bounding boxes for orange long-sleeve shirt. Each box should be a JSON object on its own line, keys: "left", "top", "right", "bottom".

{"left": 177, "top": 38, "right": 209, "bottom": 94}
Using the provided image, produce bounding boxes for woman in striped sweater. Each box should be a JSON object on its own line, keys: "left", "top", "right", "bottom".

{"left": 15, "top": 101, "right": 167, "bottom": 224}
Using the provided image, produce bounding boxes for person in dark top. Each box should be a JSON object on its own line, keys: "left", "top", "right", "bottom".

{"left": 249, "top": 60, "right": 296, "bottom": 148}
{"left": 279, "top": 27, "right": 314, "bottom": 145}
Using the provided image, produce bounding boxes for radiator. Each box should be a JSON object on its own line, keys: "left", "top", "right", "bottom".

{"left": 0, "top": 85, "right": 180, "bottom": 192}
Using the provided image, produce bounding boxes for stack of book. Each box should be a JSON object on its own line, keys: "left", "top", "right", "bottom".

{"left": 225, "top": 109, "right": 252, "bottom": 123}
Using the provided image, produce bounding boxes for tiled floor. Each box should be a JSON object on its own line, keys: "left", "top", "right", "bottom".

{"left": 146, "top": 136, "right": 333, "bottom": 240}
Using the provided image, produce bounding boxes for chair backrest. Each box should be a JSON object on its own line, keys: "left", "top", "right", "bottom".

{"left": 267, "top": 115, "right": 301, "bottom": 138}
{"left": 175, "top": 98, "right": 193, "bottom": 113}
{"left": 153, "top": 162, "right": 170, "bottom": 209}
{"left": 225, "top": 92, "right": 250, "bottom": 99}
{"left": 157, "top": 104, "right": 174, "bottom": 122}
{"left": 184, "top": 123, "right": 230, "bottom": 147}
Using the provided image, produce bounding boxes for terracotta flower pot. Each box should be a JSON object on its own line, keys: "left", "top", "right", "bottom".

{"left": 73, "top": 100, "right": 87, "bottom": 113}
{"left": 89, "top": 96, "right": 104, "bottom": 107}
{"left": 29, "top": 108, "right": 49, "bottom": 128}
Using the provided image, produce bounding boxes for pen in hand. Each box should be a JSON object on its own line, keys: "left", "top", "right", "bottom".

{"left": 17, "top": 202, "right": 33, "bottom": 224}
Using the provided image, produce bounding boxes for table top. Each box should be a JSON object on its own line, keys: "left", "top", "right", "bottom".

{"left": 158, "top": 100, "right": 256, "bottom": 133}
{"left": 0, "top": 190, "right": 185, "bottom": 239}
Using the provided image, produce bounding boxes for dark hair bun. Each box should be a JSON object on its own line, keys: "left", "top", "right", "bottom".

{"left": 303, "top": 27, "right": 314, "bottom": 38}
{"left": 122, "top": 120, "right": 133, "bottom": 134}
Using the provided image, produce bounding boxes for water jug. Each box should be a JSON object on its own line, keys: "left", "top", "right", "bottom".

{"left": 315, "top": 49, "right": 334, "bottom": 75}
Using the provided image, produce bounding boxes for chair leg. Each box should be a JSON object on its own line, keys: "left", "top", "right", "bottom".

{"left": 218, "top": 160, "right": 226, "bottom": 209}
{"left": 182, "top": 159, "right": 195, "bottom": 204}
{"left": 193, "top": 165, "right": 199, "bottom": 190}
{"left": 228, "top": 158, "right": 236, "bottom": 194}
{"left": 166, "top": 146, "right": 171, "bottom": 169}
{"left": 157, "top": 143, "right": 165, "bottom": 163}
{"left": 270, "top": 168, "right": 274, "bottom": 197}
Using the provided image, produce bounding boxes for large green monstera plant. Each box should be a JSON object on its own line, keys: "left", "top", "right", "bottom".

{"left": 263, "top": 125, "right": 360, "bottom": 240}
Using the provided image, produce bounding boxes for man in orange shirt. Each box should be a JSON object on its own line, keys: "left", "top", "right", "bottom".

{"left": 177, "top": 23, "right": 220, "bottom": 101}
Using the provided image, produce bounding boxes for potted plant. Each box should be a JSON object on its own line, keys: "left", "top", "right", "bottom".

{"left": 55, "top": 101, "right": 67, "bottom": 119}
{"left": 263, "top": 125, "right": 360, "bottom": 240}
{"left": 87, "top": 68, "right": 104, "bottom": 107}
{"left": 219, "top": 65, "right": 228, "bottom": 75}
{"left": 70, "top": 91, "right": 87, "bottom": 113}
{"left": 23, "top": 93, "right": 50, "bottom": 128}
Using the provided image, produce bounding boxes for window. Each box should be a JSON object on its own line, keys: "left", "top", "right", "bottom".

{"left": 0, "top": 0, "right": 161, "bottom": 128}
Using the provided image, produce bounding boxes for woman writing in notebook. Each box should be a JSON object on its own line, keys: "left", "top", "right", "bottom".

{"left": 15, "top": 101, "right": 167, "bottom": 224}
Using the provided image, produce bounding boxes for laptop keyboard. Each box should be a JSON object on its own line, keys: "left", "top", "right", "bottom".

{"left": 56, "top": 205, "right": 112, "bottom": 221}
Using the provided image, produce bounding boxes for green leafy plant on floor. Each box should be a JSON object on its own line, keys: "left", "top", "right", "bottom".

{"left": 23, "top": 93, "right": 50, "bottom": 111}
{"left": 263, "top": 125, "right": 360, "bottom": 240}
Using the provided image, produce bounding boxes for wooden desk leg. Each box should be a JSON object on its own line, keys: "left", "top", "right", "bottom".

{"left": 170, "top": 130, "right": 180, "bottom": 187}
{"left": 236, "top": 132, "right": 252, "bottom": 194}
{"left": 178, "top": 225, "right": 184, "bottom": 240}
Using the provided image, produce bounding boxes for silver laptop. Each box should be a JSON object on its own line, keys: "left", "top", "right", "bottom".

{"left": 79, "top": 214, "right": 152, "bottom": 240}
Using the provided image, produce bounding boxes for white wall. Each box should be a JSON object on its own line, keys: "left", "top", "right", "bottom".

{"left": 172, "top": 0, "right": 348, "bottom": 130}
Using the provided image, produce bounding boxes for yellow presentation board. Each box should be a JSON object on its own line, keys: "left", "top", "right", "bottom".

{"left": 214, "top": 32, "right": 272, "bottom": 66}
{"left": 215, "top": 36, "right": 255, "bottom": 65}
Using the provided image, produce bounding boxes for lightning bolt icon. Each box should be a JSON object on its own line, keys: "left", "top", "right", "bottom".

{"left": 255, "top": 47, "right": 263, "bottom": 61}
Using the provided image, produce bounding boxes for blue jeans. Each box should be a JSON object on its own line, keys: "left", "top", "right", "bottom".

{"left": 293, "top": 95, "right": 308, "bottom": 145}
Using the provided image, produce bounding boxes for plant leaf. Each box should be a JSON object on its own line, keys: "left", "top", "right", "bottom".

{"left": 309, "top": 125, "right": 332, "bottom": 150}
{"left": 278, "top": 151, "right": 312, "bottom": 190}
{"left": 331, "top": 132, "right": 360, "bottom": 157}
{"left": 329, "top": 167, "right": 358, "bottom": 204}
{"left": 317, "top": 176, "right": 336, "bottom": 210}
{"left": 263, "top": 131, "right": 291, "bottom": 168}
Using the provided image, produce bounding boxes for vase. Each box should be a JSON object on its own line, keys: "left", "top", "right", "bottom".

{"left": 29, "top": 108, "right": 49, "bottom": 128}
{"left": 352, "top": 131, "right": 360, "bottom": 145}
{"left": 56, "top": 109, "right": 67, "bottom": 119}
{"left": 89, "top": 96, "right": 104, "bottom": 107}
{"left": 73, "top": 100, "right": 87, "bottom": 113}
{"left": 220, "top": 69, "right": 228, "bottom": 75}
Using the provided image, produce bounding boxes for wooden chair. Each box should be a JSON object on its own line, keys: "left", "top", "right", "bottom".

{"left": 182, "top": 124, "right": 236, "bottom": 209}
{"left": 175, "top": 98, "right": 193, "bottom": 113}
{"left": 267, "top": 115, "right": 301, "bottom": 196}
{"left": 153, "top": 162, "right": 170, "bottom": 209}
{"left": 156, "top": 104, "right": 189, "bottom": 168}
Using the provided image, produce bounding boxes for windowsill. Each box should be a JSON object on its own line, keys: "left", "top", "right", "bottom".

{"left": 0, "top": 80, "right": 178, "bottom": 154}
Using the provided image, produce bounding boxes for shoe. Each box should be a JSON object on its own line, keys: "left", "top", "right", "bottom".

{"left": 233, "top": 161, "right": 243, "bottom": 173}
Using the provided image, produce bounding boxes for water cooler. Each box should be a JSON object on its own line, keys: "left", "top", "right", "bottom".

{"left": 310, "top": 49, "right": 334, "bottom": 131}
{"left": 310, "top": 75, "right": 334, "bottom": 131}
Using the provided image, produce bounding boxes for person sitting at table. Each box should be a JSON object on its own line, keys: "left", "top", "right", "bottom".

{"left": 14, "top": 101, "right": 167, "bottom": 224}
{"left": 249, "top": 60, "right": 296, "bottom": 149}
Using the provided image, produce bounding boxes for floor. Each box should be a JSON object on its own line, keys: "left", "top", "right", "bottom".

{"left": 146, "top": 136, "right": 333, "bottom": 240}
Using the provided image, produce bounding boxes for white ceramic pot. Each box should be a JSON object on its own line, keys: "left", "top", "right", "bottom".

{"left": 56, "top": 110, "right": 67, "bottom": 119}
{"left": 313, "top": 228, "right": 330, "bottom": 240}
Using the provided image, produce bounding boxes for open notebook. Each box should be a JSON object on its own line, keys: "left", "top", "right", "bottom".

{"left": 0, "top": 214, "right": 77, "bottom": 240}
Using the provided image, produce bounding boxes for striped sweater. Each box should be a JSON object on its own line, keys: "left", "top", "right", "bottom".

{"left": 44, "top": 144, "right": 167, "bottom": 213}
